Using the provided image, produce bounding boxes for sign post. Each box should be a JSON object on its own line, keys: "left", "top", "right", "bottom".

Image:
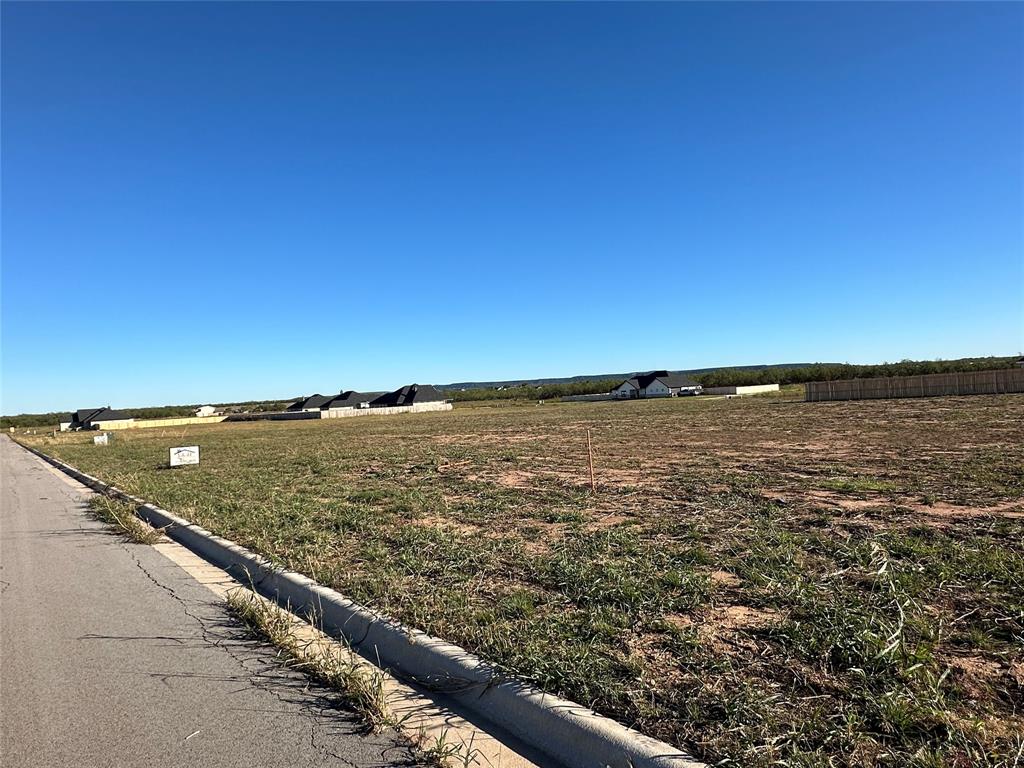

{"left": 169, "top": 446, "right": 200, "bottom": 467}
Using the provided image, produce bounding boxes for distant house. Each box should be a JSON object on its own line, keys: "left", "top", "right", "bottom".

{"left": 58, "top": 415, "right": 73, "bottom": 432}
{"left": 1016, "top": 357, "right": 1024, "bottom": 369}
{"left": 370, "top": 384, "right": 447, "bottom": 408}
{"left": 322, "top": 391, "right": 384, "bottom": 411}
{"left": 612, "top": 371, "right": 702, "bottom": 399}
{"left": 194, "top": 405, "right": 218, "bottom": 418}
{"left": 286, "top": 394, "right": 334, "bottom": 412}
{"left": 69, "top": 407, "right": 134, "bottom": 430}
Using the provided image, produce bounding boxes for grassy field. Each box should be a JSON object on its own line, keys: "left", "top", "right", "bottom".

{"left": 18, "top": 392, "right": 1024, "bottom": 766}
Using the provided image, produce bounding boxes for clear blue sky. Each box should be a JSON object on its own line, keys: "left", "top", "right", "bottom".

{"left": 2, "top": 2, "right": 1022, "bottom": 413}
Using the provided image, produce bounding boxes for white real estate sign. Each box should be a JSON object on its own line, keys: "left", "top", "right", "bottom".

{"left": 93, "top": 433, "right": 109, "bottom": 446}
{"left": 169, "top": 445, "right": 200, "bottom": 467}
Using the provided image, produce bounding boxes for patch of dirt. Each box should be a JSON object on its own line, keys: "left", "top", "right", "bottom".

{"left": 713, "top": 604, "right": 781, "bottom": 631}
{"left": 764, "top": 489, "right": 1024, "bottom": 521}
{"left": 679, "top": 604, "right": 785, "bottom": 656}
{"left": 407, "top": 514, "right": 480, "bottom": 536}
{"left": 915, "top": 499, "right": 1024, "bottom": 520}
{"left": 1009, "top": 661, "right": 1024, "bottom": 688}
{"left": 491, "top": 469, "right": 536, "bottom": 489}
{"left": 663, "top": 613, "right": 694, "bottom": 630}
{"left": 762, "top": 489, "right": 889, "bottom": 512}
{"left": 946, "top": 655, "right": 1006, "bottom": 702}
{"left": 545, "top": 465, "right": 656, "bottom": 490}
{"left": 711, "top": 570, "right": 741, "bottom": 587}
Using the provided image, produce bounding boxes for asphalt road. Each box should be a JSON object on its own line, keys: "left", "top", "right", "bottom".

{"left": 0, "top": 437, "right": 411, "bottom": 767}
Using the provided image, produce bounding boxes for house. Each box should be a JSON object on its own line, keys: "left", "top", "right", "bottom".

{"left": 322, "top": 391, "right": 384, "bottom": 411}
{"left": 286, "top": 394, "right": 334, "bottom": 412}
{"left": 370, "top": 384, "right": 447, "bottom": 408}
{"left": 69, "top": 407, "right": 134, "bottom": 430}
{"left": 193, "top": 405, "right": 219, "bottom": 418}
{"left": 612, "top": 371, "right": 702, "bottom": 399}
{"left": 58, "top": 415, "right": 72, "bottom": 432}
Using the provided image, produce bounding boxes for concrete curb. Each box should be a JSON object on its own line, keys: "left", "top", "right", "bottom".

{"left": 18, "top": 441, "right": 705, "bottom": 768}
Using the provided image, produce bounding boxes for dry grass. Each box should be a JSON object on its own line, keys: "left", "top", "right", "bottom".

{"left": 24, "top": 392, "right": 1024, "bottom": 766}
{"left": 88, "top": 496, "right": 165, "bottom": 544}
{"left": 416, "top": 728, "right": 481, "bottom": 768}
{"left": 225, "top": 589, "right": 394, "bottom": 732}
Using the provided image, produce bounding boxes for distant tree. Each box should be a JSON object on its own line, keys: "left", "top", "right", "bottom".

{"left": 449, "top": 379, "right": 621, "bottom": 402}
{"left": 0, "top": 398, "right": 294, "bottom": 428}
{"left": 693, "top": 356, "right": 1017, "bottom": 388}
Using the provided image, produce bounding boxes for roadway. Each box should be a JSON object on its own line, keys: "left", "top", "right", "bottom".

{"left": 0, "top": 436, "right": 410, "bottom": 767}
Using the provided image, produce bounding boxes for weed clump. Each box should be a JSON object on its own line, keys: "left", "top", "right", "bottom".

{"left": 88, "top": 496, "right": 164, "bottom": 545}
{"left": 226, "top": 590, "right": 393, "bottom": 732}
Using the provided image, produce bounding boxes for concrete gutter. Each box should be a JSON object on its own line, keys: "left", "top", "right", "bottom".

{"left": 17, "top": 441, "right": 705, "bottom": 768}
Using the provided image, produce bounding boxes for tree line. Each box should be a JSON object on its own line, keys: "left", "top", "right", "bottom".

{"left": 449, "top": 379, "right": 621, "bottom": 402}
{"left": 447, "top": 356, "right": 1018, "bottom": 401}
{"left": 3, "top": 356, "right": 1017, "bottom": 426}
{"left": 693, "top": 356, "right": 1019, "bottom": 388}
{"left": 1, "top": 399, "right": 292, "bottom": 429}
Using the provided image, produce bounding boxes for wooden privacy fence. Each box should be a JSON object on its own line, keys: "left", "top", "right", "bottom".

{"left": 805, "top": 368, "right": 1024, "bottom": 402}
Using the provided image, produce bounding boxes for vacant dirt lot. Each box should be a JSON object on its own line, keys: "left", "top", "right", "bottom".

{"left": 21, "top": 393, "right": 1024, "bottom": 766}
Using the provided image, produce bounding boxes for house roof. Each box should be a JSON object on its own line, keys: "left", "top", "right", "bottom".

{"left": 636, "top": 370, "right": 670, "bottom": 389}
{"left": 656, "top": 373, "right": 700, "bottom": 389}
{"left": 617, "top": 371, "right": 669, "bottom": 390}
{"left": 73, "top": 408, "right": 105, "bottom": 423}
{"left": 371, "top": 384, "right": 447, "bottom": 407}
{"left": 286, "top": 394, "right": 333, "bottom": 411}
{"left": 75, "top": 407, "right": 131, "bottom": 423}
{"left": 616, "top": 371, "right": 700, "bottom": 391}
{"left": 323, "top": 391, "right": 384, "bottom": 409}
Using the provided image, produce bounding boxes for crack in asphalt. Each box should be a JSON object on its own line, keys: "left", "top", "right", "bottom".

{"left": 120, "top": 540, "right": 397, "bottom": 765}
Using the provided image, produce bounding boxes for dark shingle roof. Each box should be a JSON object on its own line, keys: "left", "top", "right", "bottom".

{"left": 286, "top": 394, "right": 333, "bottom": 411}
{"left": 635, "top": 371, "right": 670, "bottom": 389}
{"left": 656, "top": 374, "right": 700, "bottom": 389}
{"left": 323, "top": 391, "right": 384, "bottom": 409}
{"left": 618, "top": 371, "right": 700, "bottom": 390}
{"left": 371, "top": 384, "right": 447, "bottom": 407}
{"left": 90, "top": 408, "right": 131, "bottom": 421}
{"left": 617, "top": 371, "right": 670, "bottom": 390}
{"left": 73, "top": 407, "right": 131, "bottom": 424}
{"left": 73, "top": 408, "right": 104, "bottom": 423}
